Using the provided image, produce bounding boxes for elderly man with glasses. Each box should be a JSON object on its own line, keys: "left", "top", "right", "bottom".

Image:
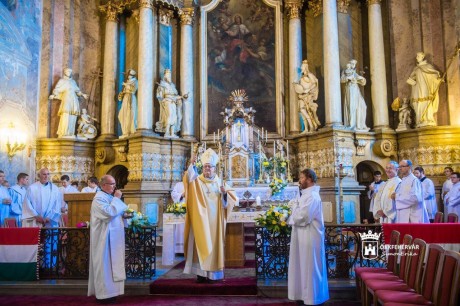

{"left": 391, "top": 160, "right": 429, "bottom": 223}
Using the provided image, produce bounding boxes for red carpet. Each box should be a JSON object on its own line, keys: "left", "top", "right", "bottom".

{"left": 150, "top": 260, "right": 257, "bottom": 296}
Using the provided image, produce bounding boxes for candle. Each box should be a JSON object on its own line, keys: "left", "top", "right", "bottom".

{"left": 265, "top": 130, "right": 268, "bottom": 142}
{"left": 218, "top": 129, "right": 220, "bottom": 142}
{"left": 286, "top": 140, "right": 289, "bottom": 160}
{"left": 274, "top": 140, "right": 276, "bottom": 156}
{"left": 191, "top": 142, "right": 194, "bottom": 157}
{"left": 258, "top": 129, "right": 260, "bottom": 141}
{"left": 256, "top": 196, "right": 261, "bottom": 206}
{"left": 213, "top": 132, "right": 216, "bottom": 143}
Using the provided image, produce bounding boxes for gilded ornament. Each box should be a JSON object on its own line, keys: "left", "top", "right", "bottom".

{"left": 285, "top": 2, "right": 302, "bottom": 20}
{"left": 139, "top": 0, "right": 154, "bottom": 9}
{"left": 159, "top": 9, "right": 174, "bottom": 26}
{"left": 99, "top": 1, "right": 124, "bottom": 22}
{"left": 231, "top": 155, "right": 247, "bottom": 179}
{"left": 309, "top": 0, "right": 322, "bottom": 17}
{"left": 179, "top": 8, "right": 195, "bottom": 25}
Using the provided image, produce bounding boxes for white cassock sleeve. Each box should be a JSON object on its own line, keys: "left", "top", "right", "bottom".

{"left": 171, "top": 182, "right": 185, "bottom": 203}
{"left": 396, "top": 179, "right": 423, "bottom": 209}
{"left": 289, "top": 196, "right": 318, "bottom": 227}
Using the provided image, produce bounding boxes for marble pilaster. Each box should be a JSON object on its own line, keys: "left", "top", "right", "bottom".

{"left": 137, "top": 0, "right": 155, "bottom": 133}
{"left": 285, "top": 1, "right": 303, "bottom": 135}
{"left": 179, "top": 8, "right": 195, "bottom": 140}
{"left": 99, "top": 2, "right": 122, "bottom": 139}
{"left": 158, "top": 9, "right": 173, "bottom": 74}
{"left": 367, "top": 0, "right": 389, "bottom": 129}
{"left": 323, "top": 0, "right": 342, "bottom": 126}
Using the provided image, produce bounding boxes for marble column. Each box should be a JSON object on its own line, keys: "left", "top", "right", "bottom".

{"left": 323, "top": 0, "right": 342, "bottom": 126}
{"left": 337, "top": 0, "right": 353, "bottom": 68}
{"left": 99, "top": 2, "right": 122, "bottom": 139}
{"left": 367, "top": 0, "right": 389, "bottom": 129}
{"left": 179, "top": 8, "right": 195, "bottom": 140}
{"left": 137, "top": 0, "right": 155, "bottom": 132}
{"left": 286, "top": 1, "right": 303, "bottom": 135}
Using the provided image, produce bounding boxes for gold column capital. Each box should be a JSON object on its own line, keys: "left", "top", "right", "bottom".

{"left": 139, "top": 0, "right": 154, "bottom": 9}
{"left": 159, "top": 8, "right": 174, "bottom": 26}
{"left": 367, "top": 0, "right": 382, "bottom": 5}
{"left": 179, "top": 7, "right": 195, "bottom": 25}
{"left": 99, "top": 1, "right": 123, "bottom": 22}
{"left": 285, "top": 0, "right": 303, "bottom": 20}
{"left": 309, "top": 0, "right": 351, "bottom": 17}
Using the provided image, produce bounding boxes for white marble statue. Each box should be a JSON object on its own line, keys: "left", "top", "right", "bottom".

{"left": 341, "top": 60, "right": 369, "bottom": 131}
{"left": 293, "top": 60, "right": 320, "bottom": 134}
{"left": 398, "top": 98, "right": 412, "bottom": 127}
{"left": 49, "top": 68, "right": 88, "bottom": 138}
{"left": 155, "top": 69, "right": 188, "bottom": 138}
{"left": 77, "top": 109, "right": 98, "bottom": 139}
{"left": 117, "top": 69, "right": 138, "bottom": 137}
{"left": 406, "top": 52, "right": 443, "bottom": 128}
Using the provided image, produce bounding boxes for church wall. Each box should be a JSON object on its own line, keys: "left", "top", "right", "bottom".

{"left": 0, "top": 0, "right": 41, "bottom": 184}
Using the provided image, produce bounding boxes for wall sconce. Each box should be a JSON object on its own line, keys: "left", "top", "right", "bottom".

{"left": 0, "top": 122, "right": 27, "bottom": 161}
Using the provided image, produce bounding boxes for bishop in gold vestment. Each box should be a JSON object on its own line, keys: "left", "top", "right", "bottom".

{"left": 183, "top": 149, "right": 237, "bottom": 281}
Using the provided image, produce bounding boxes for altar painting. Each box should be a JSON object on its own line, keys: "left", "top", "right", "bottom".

{"left": 205, "top": 0, "right": 277, "bottom": 135}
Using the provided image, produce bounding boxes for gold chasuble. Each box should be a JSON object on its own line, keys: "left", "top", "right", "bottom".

{"left": 183, "top": 168, "right": 236, "bottom": 279}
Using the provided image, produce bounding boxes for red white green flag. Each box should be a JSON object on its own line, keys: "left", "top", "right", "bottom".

{"left": 0, "top": 228, "right": 40, "bottom": 281}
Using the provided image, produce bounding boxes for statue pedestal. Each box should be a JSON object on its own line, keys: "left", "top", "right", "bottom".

{"left": 396, "top": 123, "right": 411, "bottom": 131}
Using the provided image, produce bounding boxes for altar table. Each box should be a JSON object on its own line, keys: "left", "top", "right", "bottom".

{"left": 162, "top": 210, "right": 266, "bottom": 266}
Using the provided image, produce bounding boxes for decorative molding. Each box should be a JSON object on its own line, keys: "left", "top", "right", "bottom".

{"left": 399, "top": 145, "right": 460, "bottom": 176}
{"left": 99, "top": 1, "right": 124, "bottom": 22}
{"left": 35, "top": 155, "right": 94, "bottom": 183}
{"left": 127, "top": 153, "right": 186, "bottom": 182}
{"left": 95, "top": 147, "right": 115, "bottom": 165}
{"left": 354, "top": 139, "right": 367, "bottom": 156}
{"left": 159, "top": 8, "right": 174, "bottom": 26}
{"left": 155, "top": 0, "right": 184, "bottom": 10}
{"left": 139, "top": 0, "right": 154, "bottom": 9}
{"left": 179, "top": 7, "right": 195, "bottom": 25}
{"left": 297, "top": 147, "right": 336, "bottom": 178}
{"left": 372, "top": 139, "right": 397, "bottom": 158}
{"left": 285, "top": 1, "right": 303, "bottom": 20}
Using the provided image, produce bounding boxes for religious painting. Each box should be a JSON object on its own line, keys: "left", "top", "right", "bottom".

{"left": 201, "top": 0, "right": 282, "bottom": 138}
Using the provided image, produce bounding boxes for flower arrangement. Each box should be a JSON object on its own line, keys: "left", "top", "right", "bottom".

{"left": 269, "top": 178, "right": 287, "bottom": 195}
{"left": 126, "top": 209, "right": 151, "bottom": 233}
{"left": 165, "top": 201, "right": 187, "bottom": 216}
{"left": 255, "top": 204, "right": 291, "bottom": 234}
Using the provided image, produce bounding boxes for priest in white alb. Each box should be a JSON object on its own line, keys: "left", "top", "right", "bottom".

{"left": 88, "top": 175, "right": 128, "bottom": 303}
{"left": 183, "top": 148, "right": 238, "bottom": 283}
{"left": 288, "top": 168, "right": 329, "bottom": 305}
{"left": 373, "top": 161, "right": 401, "bottom": 223}
{"left": 22, "top": 168, "right": 62, "bottom": 228}
{"left": 444, "top": 172, "right": 460, "bottom": 218}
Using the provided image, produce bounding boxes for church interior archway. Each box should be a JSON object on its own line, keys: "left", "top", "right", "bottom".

{"left": 106, "top": 165, "right": 129, "bottom": 190}
{"left": 356, "top": 160, "right": 385, "bottom": 223}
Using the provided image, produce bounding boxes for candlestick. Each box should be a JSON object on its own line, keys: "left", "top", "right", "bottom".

{"left": 273, "top": 140, "right": 276, "bottom": 156}
{"left": 265, "top": 130, "right": 268, "bottom": 142}
{"left": 190, "top": 142, "right": 194, "bottom": 158}
{"left": 217, "top": 129, "right": 220, "bottom": 142}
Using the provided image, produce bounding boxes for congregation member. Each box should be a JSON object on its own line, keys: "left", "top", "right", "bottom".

{"left": 288, "top": 168, "right": 329, "bottom": 305}
{"left": 22, "top": 168, "right": 62, "bottom": 228}
{"left": 9, "top": 172, "right": 29, "bottom": 227}
{"left": 88, "top": 175, "right": 129, "bottom": 303}
{"left": 414, "top": 166, "right": 437, "bottom": 222}
{"left": 171, "top": 173, "right": 185, "bottom": 254}
{"left": 367, "top": 170, "right": 384, "bottom": 222}
{"left": 373, "top": 161, "right": 401, "bottom": 223}
{"left": 391, "top": 160, "right": 429, "bottom": 223}
{"left": 444, "top": 172, "right": 460, "bottom": 220}
{"left": 183, "top": 148, "right": 237, "bottom": 283}
{"left": 81, "top": 176, "right": 100, "bottom": 193}
{"left": 0, "top": 170, "right": 12, "bottom": 226}
{"left": 71, "top": 181, "right": 80, "bottom": 191}
{"left": 441, "top": 166, "right": 454, "bottom": 220}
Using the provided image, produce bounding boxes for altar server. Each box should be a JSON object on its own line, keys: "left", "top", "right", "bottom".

{"left": 9, "top": 172, "right": 29, "bottom": 226}
{"left": 414, "top": 166, "right": 437, "bottom": 222}
{"left": 22, "top": 168, "right": 62, "bottom": 228}
{"left": 391, "top": 160, "right": 429, "bottom": 223}
{"left": 373, "top": 161, "right": 401, "bottom": 223}
{"left": 288, "top": 168, "right": 329, "bottom": 305}
{"left": 88, "top": 175, "right": 128, "bottom": 303}
{"left": 444, "top": 172, "right": 460, "bottom": 220}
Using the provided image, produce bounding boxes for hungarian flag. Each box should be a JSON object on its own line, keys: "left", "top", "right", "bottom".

{"left": 0, "top": 228, "right": 40, "bottom": 281}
